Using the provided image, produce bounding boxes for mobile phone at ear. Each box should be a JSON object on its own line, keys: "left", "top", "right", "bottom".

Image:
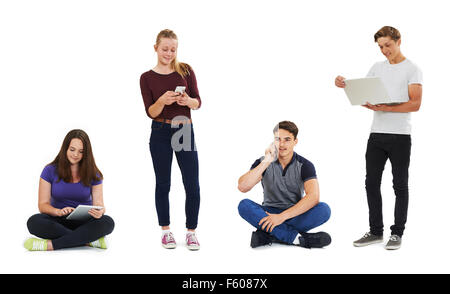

{"left": 175, "top": 86, "right": 186, "bottom": 94}
{"left": 273, "top": 143, "right": 278, "bottom": 159}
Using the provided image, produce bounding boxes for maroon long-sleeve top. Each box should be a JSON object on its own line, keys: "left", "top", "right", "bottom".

{"left": 139, "top": 66, "right": 201, "bottom": 120}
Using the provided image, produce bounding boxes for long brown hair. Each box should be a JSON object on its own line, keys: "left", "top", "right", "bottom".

{"left": 49, "top": 129, "right": 102, "bottom": 187}
{"left": 155, "top": 29, "right": 190, "bottom": 78}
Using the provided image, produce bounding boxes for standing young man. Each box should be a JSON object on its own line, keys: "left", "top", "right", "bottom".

{"left": 335, "top": 26, "right": 423, "bottom": 250}
{"left": 237, "top": 121, "right": 331, "bottom": 249}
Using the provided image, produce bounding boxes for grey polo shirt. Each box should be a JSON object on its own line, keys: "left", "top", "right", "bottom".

{"left": 251, "top": 152, "right": 317, "bottom": 210}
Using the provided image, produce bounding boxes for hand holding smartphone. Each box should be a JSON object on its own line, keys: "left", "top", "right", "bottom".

{"left": 264, "top": 142, "right": 278, "bottom": 163}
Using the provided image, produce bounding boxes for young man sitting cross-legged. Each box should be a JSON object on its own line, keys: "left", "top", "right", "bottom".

{"left": 237, "top": 121, "right": 331, "bottom": 249}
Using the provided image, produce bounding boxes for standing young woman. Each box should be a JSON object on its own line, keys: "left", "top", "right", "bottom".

{"left": 140, "top": 29, "right": 202, "bottom": 250}
{"left": 25, "top": 129, "right": 114, "bottom": 251}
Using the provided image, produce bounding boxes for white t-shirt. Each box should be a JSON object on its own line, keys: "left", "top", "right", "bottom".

{"left": 366, "top": 59, "right": 423, "bottom": 135}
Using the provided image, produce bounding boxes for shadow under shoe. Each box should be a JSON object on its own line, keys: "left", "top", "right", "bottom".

{"left": 297, "top": 232, "right": 332, "bottom": 249}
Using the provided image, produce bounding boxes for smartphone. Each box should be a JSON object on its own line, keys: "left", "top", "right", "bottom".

{"left": 272, "top": 142, "right": 278, "bottom": 159}
{"left": 174, "top": 86, "right": 186, "bottom": 94}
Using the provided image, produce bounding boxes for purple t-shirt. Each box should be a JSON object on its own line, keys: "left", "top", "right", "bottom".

{"left": 40, "top": 164, "right": 102, "bottom": 209}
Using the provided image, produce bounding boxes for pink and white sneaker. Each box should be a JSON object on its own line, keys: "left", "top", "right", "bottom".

{"left": 162, "top": 232, "right": 176, "bottom": 249}
{"left": 186, "top": 232, "right": 200, "bottom": 251}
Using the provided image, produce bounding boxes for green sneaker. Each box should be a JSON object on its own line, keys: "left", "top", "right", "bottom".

{"left": 89, "top": 237, "right": 107, "bottom": 249}
{"left": 24, "top": 238, "right": 48, "bottom": 251}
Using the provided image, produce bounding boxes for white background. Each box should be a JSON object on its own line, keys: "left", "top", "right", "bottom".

{"left": 1, "top": 0, "right": 449, "bottom": 274}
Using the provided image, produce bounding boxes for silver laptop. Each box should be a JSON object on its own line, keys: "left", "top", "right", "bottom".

{"left": 344, "top": 77, "right": 390, "bottom": 105}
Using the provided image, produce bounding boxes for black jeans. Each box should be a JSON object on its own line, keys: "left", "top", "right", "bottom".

{"left": 27, "top": 214, "right": 115, "bottom": 250}
{"left": 365, "top": 133, "right": 411, "bottom": 237}
{"left": 149, "top": 120, "right": 200, "bottom": 230}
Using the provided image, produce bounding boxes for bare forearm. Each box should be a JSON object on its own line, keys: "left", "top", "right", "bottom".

{"left": 39, "top": 203, "right": 59, "bottom": 216}
{"left": 383, "top": 84, "right": 422, "bottom": 113}
{"left": 188, "top": 98, "right": 200, "bottom": 110}
{"left": 280, "top": 194, "right": 319, "bottom": 221}
{"left": 238, "top": 160, "right": 271, "bottom": 193}
{"left": 384, "top": 100, "right": 421, "bottom": 113}
{"left": 148, "top": 100, "right": 165, "bottom": 118}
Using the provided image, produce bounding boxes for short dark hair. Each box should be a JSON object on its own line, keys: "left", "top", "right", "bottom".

{"left": 374, "top": 26, "right": 401, "bottom": 42}
{"left": 273, "top": 121, "right": 298, "bottom": 139}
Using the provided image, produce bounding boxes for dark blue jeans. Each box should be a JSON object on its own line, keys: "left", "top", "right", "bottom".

{"left": 238, "top": 198, "right": 331, "bottom": 244}
{"left": 149, "top": 120, "right": 200, "bottom": 230}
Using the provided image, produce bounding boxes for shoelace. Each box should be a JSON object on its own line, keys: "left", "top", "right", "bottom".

{"left": 187, "top": 233, "right": 198, "bottom": 245}
{"left": 91, "top": 240, "right": 101, "bottom": 247}
{"left": 165, "top": 232, "right": 175, "bottom": 243}
{"left": 363, "top": 232, "right": 372, "bottom": 238}
{"left": 32, "top": 240, "right": 45, "bottom": 251}
{"left": 390, "top": 235, "right": 400, "bottom": 241}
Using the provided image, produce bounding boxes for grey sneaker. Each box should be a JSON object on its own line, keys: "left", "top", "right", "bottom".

{"left": 353, "top": 232, "right": 383, "bottom": 247}
{"left": 385, "top": 235, "right": 402, "bottom": 250}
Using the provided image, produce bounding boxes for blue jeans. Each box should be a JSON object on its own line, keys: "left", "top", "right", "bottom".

{"left": 149, "top": 120, "right": 200, "bottom": 230}
{"left": 238, "top": 199, "right": 331, "bottom": 244}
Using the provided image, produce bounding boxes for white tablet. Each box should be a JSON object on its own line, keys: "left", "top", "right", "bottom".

{"left": 66, "top": 205, "right": 103, "bottom": 221}
{"left": 343, "top": 77, "right": 390, "bottom": 105}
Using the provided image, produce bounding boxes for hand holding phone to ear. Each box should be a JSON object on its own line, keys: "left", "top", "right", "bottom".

{"left": 264, "top": 142, "right": 278, "bottom": 163}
